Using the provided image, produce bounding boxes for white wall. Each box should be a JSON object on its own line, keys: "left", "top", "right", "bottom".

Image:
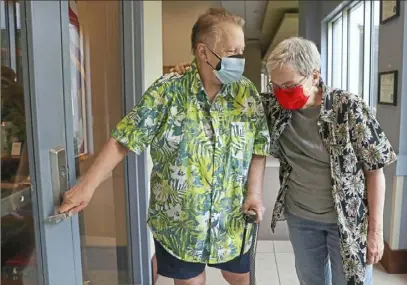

{"left": 162, "top": 0, "right": 221, "bottom": 66}
{"left": 144, "top": 1, "right": 163, "bottom": 87}
{"left": 143, "top": 0, "right": 163, "bottom": 258}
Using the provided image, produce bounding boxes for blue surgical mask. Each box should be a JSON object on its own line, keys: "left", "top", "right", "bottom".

{"left": 206, "top": 46, "right": 245, "bottom": 84}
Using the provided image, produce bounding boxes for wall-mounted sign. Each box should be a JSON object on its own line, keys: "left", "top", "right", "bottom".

{"left": 380, "top": 0, "right": 400, "bottom": 24}
{"left": 378, "top": 70, "right": 398, "bottom": 106}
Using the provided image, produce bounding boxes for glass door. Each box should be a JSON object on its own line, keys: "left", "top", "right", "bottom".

{"left": 2, "top": 1, "right": 151, "bottom": 284}
{"left": 1, "top": 1, "right": 39, "bottom": 284}
{"left": 65, "top": 1, "right": 133, "bottom": 284}
{"left": 2, "top": 0, "right": 83, "bottom": 284}
{"left": 63, "top": 1, "right": 152, "bottom": 283}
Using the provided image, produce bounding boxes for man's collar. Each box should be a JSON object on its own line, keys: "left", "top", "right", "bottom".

{"left": 189, "top": 58, "right": 234, "bottom": 97}
{"left": 189, "top": 60, "right": 201, "bottom": 94}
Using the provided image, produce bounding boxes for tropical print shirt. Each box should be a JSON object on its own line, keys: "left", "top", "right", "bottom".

{"left": 111, "top": 60, "right": 271, "bottom": 264}
{"left": 261, "top": 81, "right": 397, "bottom": 284}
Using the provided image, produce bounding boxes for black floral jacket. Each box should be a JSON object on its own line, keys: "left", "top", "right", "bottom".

{"left": 262, "top": 82, "right": 397, "bottom": 284}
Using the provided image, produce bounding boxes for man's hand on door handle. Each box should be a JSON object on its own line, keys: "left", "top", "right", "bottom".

{"left": 59, "top": 137, "right": 129, "bottom": 216}
{"left": 59, "top": 182, "right": 95, "bottom": 216}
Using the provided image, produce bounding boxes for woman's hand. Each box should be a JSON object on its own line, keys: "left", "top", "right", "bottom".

{"left": 170, "top": 62, "right": 191, "bottom": 75}
{"left": 367, "top": 228, "right": 384, "bottom": 264}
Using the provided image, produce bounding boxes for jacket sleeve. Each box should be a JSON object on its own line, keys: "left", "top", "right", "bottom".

{"left": 348, "top": 96, "right": 397, "bottom": 171}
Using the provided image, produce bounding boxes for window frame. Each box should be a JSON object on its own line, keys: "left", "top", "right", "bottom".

{"left": 260, "top": 63, "right": 270, "bottom": 93}
{"left": 326, "top": 0, "right": 379, "bottom": 108}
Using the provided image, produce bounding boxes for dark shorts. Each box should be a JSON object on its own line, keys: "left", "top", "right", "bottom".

{"left": 154, "top": 239, "right": 250, "bottom": 280}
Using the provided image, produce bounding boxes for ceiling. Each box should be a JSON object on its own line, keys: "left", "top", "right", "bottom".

{"left": 220, "top": 0, "right": 299, "bottom": 59}
{"left": 263, "top": 13, "right": 299, "bottom": 60}
{"left": 220, "top": 1, "right": 268, "bottom": 41}
{"left": 161, "top": 0, "right": 299, "bottom": 61}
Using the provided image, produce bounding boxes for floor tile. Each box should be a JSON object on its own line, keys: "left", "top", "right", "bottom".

{"left": 256, "top": 240, "right": 274, "bottom": 253}
{"left": 155, "top": 276, "right": 173, "bottom": 285}
{"left": 273, "top": 240, "right": 294, "bottom": 253}
{"left": 205, "top": 266, "right": 228, "bottom": 285}
{"left": 373, "top": 264, "right": 407, "bottom": 285}
{"left": 155, "top": 268, "right": 229, "bottom": 285}
{"left": 155, "top": 254, "right": 280, "bottom": 285}
{"left": 275, "top": 253, "right": 299, "bottom": 285}
{"left": 152, "top": 250, "right": 407, "bottom": 285}
{"left": 256, "top": 253, "right": 280, "bottom": 285}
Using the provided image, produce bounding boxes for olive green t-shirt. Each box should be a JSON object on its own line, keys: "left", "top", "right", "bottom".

{"left": 279, "top": 106, "right": 337, "bottom": 223}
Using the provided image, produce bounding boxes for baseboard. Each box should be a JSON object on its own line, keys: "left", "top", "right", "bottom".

{"left": 380, "top": 241, "right": 407, "bottom": 274}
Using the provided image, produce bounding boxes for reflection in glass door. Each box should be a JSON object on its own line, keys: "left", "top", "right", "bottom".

{"left": 1, "top": 1, "right": 38, "bottom": 284}
{"left": 67, "top": 1, "right": 131, "bottom": 284}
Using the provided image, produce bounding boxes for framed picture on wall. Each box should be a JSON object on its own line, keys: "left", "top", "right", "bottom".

{"left": 380, "top": 0, "right": 400, "bottom": 24}
{"left": 378, "top": 70, "right": 398, "bottom": 106}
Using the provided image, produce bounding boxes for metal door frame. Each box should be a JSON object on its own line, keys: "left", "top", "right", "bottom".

{"left": 22, "top": 1, "right": 83, "bottom": 284}
{"left": 20, "top": 0, "right": 152, "bottom": 284}
{"left": 121, "top": 1, "right": 152, "bottom": 284}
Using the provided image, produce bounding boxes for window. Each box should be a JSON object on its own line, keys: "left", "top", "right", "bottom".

{"left": 260, "top": 64, "right": 270, "bottom": 93}
{"left": 327, "top": 1, "right": 380, "bottom": 108}
{"left": 261, "top": 72, "right": 269, "bottom": 93}
{"left": 331, "top": 16, "right": 344, "bottom": 89}
{"left": 1, "top": 0, "right": 22, "bottom": 81}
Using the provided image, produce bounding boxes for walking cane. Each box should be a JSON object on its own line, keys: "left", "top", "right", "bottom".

{"left": 240, "top": 210, "right": 259, "bottom": 285}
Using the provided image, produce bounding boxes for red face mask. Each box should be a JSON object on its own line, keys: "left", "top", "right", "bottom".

{"left": 273, "top": 85, "right": 309, "bottom": 110}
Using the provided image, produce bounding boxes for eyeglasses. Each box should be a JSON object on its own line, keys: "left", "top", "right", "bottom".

{"left": 269, "top": 76, "right": 308, "bottom": 92}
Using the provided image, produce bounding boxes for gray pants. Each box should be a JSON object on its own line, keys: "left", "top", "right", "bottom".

{"left": 286, "top": 211, "right": 373, "bottom": 285}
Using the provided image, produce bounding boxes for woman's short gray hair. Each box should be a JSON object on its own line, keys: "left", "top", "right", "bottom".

{"left": 266, "top": 37, "right": 321, "bottom": 76}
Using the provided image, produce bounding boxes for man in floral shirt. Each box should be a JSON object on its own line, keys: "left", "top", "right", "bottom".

{"left": 263, "top": 37, "right": 396, "bottom": 285}
{"left": 60, "top": 8, "right": 270, "bottom": 285}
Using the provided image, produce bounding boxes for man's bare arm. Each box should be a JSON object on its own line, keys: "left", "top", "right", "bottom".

{"left": 59, "top": 137, "right": 129, "bottom": 214}
{"left": 243, "top": 155, "right": 266, "bottom": 222}
{"left": 248, "top": 155, "right": 266, "bottom": 195}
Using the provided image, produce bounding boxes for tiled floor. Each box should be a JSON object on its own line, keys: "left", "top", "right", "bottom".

{"left": 156, "top": 240, "right": 407, "bottom": 285}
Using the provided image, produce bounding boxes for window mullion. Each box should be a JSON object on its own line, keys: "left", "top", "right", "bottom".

{"left": 363, "top": 1, "right": 372, "bottom": 106}
{"left": 342, "top": 9, "right": 349, "bottom": 91}
{"left": 327, "top": 22, "right": 333, "bottom": 85}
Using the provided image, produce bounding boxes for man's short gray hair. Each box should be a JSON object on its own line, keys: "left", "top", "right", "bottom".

{"left": 266, "top": 37, "right": 321, "bottom": 76}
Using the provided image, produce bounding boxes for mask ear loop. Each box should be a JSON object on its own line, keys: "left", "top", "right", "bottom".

{"left": 206, "top": 60, "right": 217, "bottom": 70}
{"left": 204, "top": 44, "right": 222, "bottom": 71}
{"left": 205, "top": 44, "right": 222, "bottom": 60}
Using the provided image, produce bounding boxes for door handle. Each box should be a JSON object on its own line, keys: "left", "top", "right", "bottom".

{"left": 46, "top": 212, "right": 69, "bottom": 224}
{"left": 46, "top": 146, "right": 69, "bottom": 224}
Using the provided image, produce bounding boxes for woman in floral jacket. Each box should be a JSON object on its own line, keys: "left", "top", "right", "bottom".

{"left": 263, "top": 37, "right": 396, "bottom": 285}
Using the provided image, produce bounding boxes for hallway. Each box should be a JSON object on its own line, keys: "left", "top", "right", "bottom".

{"left": 156, "top": 241, "right": 407, "bottom": 285}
